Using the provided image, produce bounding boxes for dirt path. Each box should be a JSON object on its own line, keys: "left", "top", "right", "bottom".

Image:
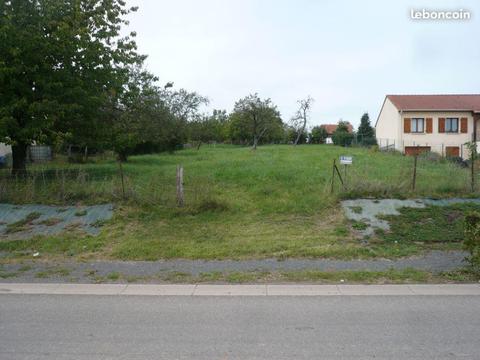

{"left": 0, "top": 250, "right": 468, "bottom": 283}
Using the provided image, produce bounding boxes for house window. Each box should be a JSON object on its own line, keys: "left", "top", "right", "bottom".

{"left": 445, "top": 118, "right": 459, "bottom": 133}
{"left": 411, "top": 118, "right": 424, "bottom": 133}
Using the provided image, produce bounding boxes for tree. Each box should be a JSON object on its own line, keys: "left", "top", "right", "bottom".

{"left": 159, "top": 86, "right": 209, "bottom": 123}
{"left": 290, "top": 96, "right": 314, "bottom": 146}
{"left": 310, "top": 126, "right": 328, "bottom": 144}
{"left": 286, "top": 126, "right": 307, "bottom": 144}
{"left": 0, "top": 0, "right": 145, "bottom": 174}
{"left": 332, "top": 121, "right": 354, "bottom": 147}
{"left": 157, "top": 86, "right": 209, "bottom": 151}
{"left": 189, "top": 109, "right": 228, "bottom": 149}
{"left": 229, "top": 94, "right": 283, "bottom": 149}
{"left": 103, "top": 67, "right": 176, "bottom": 162}
{"left": 357, "top": 112, "right": 376, "bottom": 146}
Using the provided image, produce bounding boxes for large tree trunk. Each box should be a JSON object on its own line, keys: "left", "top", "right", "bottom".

{"left": 11, "top": 142, "right": 28, "bottom": 177}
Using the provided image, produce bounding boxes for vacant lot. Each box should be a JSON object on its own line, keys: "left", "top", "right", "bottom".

{"left": 0, "top": 145, "right": 477, "bottom": 261}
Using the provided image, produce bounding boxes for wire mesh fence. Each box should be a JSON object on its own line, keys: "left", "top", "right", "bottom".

{"left": 0, "top": 164, "right": 221, "bottom": 209}
{"left": 0, "top": 147, "right": 478, "bottom": 208}
{"left": 377, "top": 138, "right": 473, "bottom": 159}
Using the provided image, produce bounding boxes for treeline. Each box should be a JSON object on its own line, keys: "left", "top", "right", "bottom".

{"left": 185, "top": 109, "right": 376, "bottom": 149}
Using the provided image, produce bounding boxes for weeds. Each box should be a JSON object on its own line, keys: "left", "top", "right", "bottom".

{"left": 349, "top": 206, "right": 363, "bottom": 214}
{"left": 5, "top": 212, "right": 41, "bottom": 233}
{"left": 35, "top": 267, "right": 71, "bottom": 278}
{"left": 38, "top": 218, "right": 62, "bottom": 226}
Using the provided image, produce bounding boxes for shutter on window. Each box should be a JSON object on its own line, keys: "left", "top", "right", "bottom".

{"left": 404, "top": 118, "right": 411, "bottom": 133}
{"left": 426, "top": 118, "right": 433, "bottom": 133}
{"left": 460, "top": 117, "right": 468, "bottom": 133}
{"left": 438, "top": 118, "right": 445, "bottom": 133}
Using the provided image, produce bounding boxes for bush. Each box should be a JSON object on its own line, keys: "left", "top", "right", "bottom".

{"left": 464, "top": 212, "right": 480, "bottom": 271}
{"left": 447, "top": 156, "right": 468, "bottom": 168}
{"left": 332, "top": 132, "right": 354, "bottom": 147}
{"left": 419, "top": 151, "right": 442, "bottom": 163}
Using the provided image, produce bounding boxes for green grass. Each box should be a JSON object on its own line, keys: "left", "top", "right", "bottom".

{"left": 379, "top": 203, "right": 480, "bottom": 244}
{"left": 158, "top": 268, "right": 435, "bottom": 283}
{"left": 35, "top": 267, "right": 71, "bottom": 278}
{"left": 0, "top": 145, "right": 476, "bottom": 261}
{"left": 77, "top": 268, "right": 480, "bottom": 284}
{"left": 74, "top": 209, "right": 87, "bottom": 217}
{"left": 5, "top": 212, "right": 41, "bottom": 233}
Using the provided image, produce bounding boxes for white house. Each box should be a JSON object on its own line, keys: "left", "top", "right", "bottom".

{"left": 375, "top": 94, "right": 480, "bottom": 158}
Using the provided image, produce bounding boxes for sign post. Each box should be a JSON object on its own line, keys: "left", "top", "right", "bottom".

{"left": 339, "top": 156, "right": 353, "bottom": 187}
{"left": 339, "top": 156, "right": 353, "bottom": 165}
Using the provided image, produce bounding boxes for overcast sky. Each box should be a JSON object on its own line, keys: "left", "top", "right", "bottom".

{"left": 125, "top": 0, "right": 480, "bottom": 128}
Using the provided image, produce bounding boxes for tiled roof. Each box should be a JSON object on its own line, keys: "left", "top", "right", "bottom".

{"left": 387, "top": 94, "right": 480, "bottom": 112}
{"left": 320, "top": 123, "right": 353, "bottom": 134}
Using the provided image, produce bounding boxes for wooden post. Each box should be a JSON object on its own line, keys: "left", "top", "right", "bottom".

{"left": 119, "top": 161, "right": 126, "bottom": 200}
{"left": 61, "top": 169, "right": 66, "bottom": 203}
{"left": 412, "top": 153, "right": 418, "bottom": 191}
{"left": 176, "top": 165, "right": 184, "bottom": 206}
{"left": 330, "top": 159, "right": 336, "bottom": 194}
{"left": 344, "top": 164, "right": 347, "bottom": 187}
{"left": 471, "top": 146, "right": 475, "bottom": 193}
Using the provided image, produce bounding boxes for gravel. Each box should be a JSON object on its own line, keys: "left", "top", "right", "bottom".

{"left": 0, "top": 250, "right": 468, "bottom": 283}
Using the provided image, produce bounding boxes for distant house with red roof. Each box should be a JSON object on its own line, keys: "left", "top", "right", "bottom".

{"left": 320, "top": 123, "right": 353, "bottom": 144}
{"left": 376, "top": 94, "right": 480, "bottom": 158}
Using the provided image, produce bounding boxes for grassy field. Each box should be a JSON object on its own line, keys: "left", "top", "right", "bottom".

{"left": 0, "top": 144, "right": 477, "bottom": 261}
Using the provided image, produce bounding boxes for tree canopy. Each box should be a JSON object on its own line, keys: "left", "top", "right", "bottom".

{"left": 0, "top": 0, "right": 144, "bottom": 173}
{"left": 332, "top": 121, "right": 354, "bottom": 147}
{"left": 357, "top": 112, "right": 376, "bottom": 145}
{"left": 228, "top": 94, "right": 284, "bottom": 149}
{"left": 310, "top": 125, "right": 328, "bottom": 144}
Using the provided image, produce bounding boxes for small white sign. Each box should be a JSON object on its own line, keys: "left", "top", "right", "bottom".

{"left": 340, "top": 156, "right": 352, "bottom": 165}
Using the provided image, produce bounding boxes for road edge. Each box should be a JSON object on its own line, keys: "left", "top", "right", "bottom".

{"left": 1, "top": 283, "right": 480, "bottom": 296}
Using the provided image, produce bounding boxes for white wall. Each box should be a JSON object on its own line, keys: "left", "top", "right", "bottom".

{"left": 375, "top": 97, "right": 401, "bottom": 150}
{"left": 401, "top": 111, "right": 473, "bottom": 158}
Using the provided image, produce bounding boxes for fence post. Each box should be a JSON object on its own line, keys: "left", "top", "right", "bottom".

{"left": 61, "top": 169, "right": 66, "bottom": 203}
{"left": 330, "top": 159, "right": 336, "bottom": 194}
{"left": 176, "top": 165, "right": 184, "bottom": 207}
{"left": 412, "top": 153, "right": 418, "bottom": 191}
{"left": 471, "top": 145, "right": 476, "bottom": 192}
{"left": 118, "top": 161, "right": 126, "bottom": 200}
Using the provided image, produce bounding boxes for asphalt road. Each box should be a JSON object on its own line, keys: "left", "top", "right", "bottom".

{"left": 1, "top": 295, "right": 480, "bottom": 359}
